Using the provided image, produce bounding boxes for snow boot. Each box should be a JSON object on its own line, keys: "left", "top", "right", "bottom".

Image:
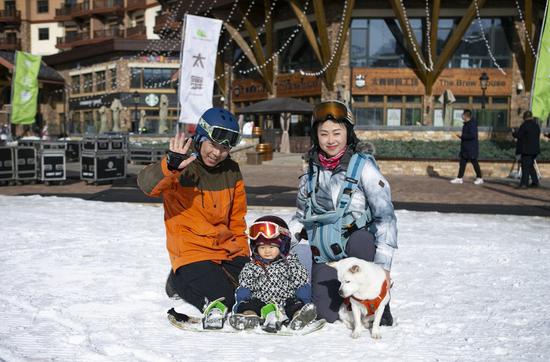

{"left": 380, "top": 304, "right": 393, "bottom": 326}
{"left": 289, "top": 303, "right": 317, "bottom": 330}
{"left": 165, "top": 271, "right": 180, "bottom": 300}
{"left": 261, "top": 303, "right": 284, "bottom": 333}
{"left": 202, "top": 298, "right": 228, "bottom": 330}
{"left": 228, "top": 310, "right": 261, "bottom": 330}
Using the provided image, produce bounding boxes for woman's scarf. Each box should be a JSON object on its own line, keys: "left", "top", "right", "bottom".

{"left": 318, "top": 147, "right": 347, "bottom": 170}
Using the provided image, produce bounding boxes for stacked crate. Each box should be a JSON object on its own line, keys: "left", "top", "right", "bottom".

{"left": 80, "top": 135, "right": 128, "bottom": 184}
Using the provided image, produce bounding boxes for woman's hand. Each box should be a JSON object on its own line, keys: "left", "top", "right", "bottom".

{"left": 167, "top": 133, "right": 197, "bottom": 171}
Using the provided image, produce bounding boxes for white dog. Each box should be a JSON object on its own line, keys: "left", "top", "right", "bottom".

{"left": 328, "top": 257, "right": 390, "bottom": 339}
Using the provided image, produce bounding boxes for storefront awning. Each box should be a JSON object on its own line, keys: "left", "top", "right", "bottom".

{"left": 237, "top": 97, "right": 313, "bottom": 115}
{"left": 0, "top": 50, "right": 65, "bottom": 85}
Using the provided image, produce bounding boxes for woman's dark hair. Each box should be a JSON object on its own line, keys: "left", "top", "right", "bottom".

{"left": 310, "top": 118, "right": 358, "bottom": 153}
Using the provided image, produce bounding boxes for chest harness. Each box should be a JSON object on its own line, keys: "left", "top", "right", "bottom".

{"left": 300, "top": 153, "right": 375, "bottom": 263}
{"left": 343, "top": 279, "right": 389, "bottom": 316}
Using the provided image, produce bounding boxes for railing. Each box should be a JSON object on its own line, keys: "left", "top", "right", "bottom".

{"left": 126, "top": 25, "right": 147, "bottom": 39}
{"left": 0, "top": 36, "right": 21, "bottom": 50}
{"left": 93, "top": 28, "right": 124, "bottom": 39}
{"left": 93, "top": 0, "right": 124, "bottom": 10}
{"left": 0, "top": 9, "right": 21, "bottom": 22}
{"left": 56, "top": 32, "right": 91, "bottom": 48}
{"left": 126, "top": 0, "right": 146, "bottom": 10}
{"left": 70, "top": 0, "right": 91, "bottom": 17}
{"left": 154, "top": 12, "right": 182, "bottom": 33}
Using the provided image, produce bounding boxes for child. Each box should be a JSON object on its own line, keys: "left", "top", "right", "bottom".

{"left": 229, "top": 216, "right": 317, "bottom": 332}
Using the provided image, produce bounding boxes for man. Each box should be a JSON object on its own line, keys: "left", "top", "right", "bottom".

{"left": 137, "top": 107, "right": 248, "bottom": 329}
{"left": 513, "top": 111, "right": 541, "bottom": 189}
{"left": 450, "top": 109, "right": 484, "bottom": 185}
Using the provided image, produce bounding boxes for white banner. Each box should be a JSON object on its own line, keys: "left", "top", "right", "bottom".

{"left": 178, "top": 15, "right": 222, "bottom": 124}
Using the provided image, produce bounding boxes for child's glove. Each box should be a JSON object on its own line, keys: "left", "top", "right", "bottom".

{"left": 295, "top": 284, "right": 312, "bottom": 304}
{"left": 235, "top": 287, "right": 252, "bottom": 303}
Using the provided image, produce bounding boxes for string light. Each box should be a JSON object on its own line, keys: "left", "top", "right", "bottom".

{"left": 299, "top": 0, "right": 350, "bottom": 77}
{"left": 473, "top": 0, "right": 506, "bottom": 75}
{"left": 515, "top": 0, "right": 537, "bottom": 57}
{"left": 397, "top": 0, "right": 433, "bottom": 71}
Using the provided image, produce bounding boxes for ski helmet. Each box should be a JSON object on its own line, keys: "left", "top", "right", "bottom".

{"left": 310, "top": 100, "right": 358, "bottom": 150}
{"left": 247, "top": 215, "right": 291, "bottom": 258}
{"left": 195, "top": 107, "right": 241, "bottom": 148}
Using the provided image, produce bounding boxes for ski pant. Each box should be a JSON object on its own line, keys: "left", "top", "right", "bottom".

{"left": 169, "top": 256, "right": 248, "bottom": 312}
{"left": 236, "top": 297, "right": 305, "bottom": 319}
{"left": 457, "top": 157, "right": 482, "bottom": 178}
{"left": 520, "top": 154, "right": 539, "bottom": 187}
{"left": 311, "top": 228, "right": 376, "bottom": 323}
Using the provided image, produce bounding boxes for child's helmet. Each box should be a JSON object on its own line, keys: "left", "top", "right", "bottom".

{"left": 195, "top": 107, "right": 241, "bottom": 148}
{"left": 247, "top": 216, "right": 291, "bottom": 258}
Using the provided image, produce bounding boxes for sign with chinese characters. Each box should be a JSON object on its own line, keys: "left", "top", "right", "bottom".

{"left": 232, "top": 79, "right": 268, "bottom": 102}
{"left": 178, "top": 15, "right": 223, "bottom": 124}
{"left": 352, "top": 68, "right": 512, "bottom": 96}
{"left": 276, "top": 73, "right": 322, "bottom": 97}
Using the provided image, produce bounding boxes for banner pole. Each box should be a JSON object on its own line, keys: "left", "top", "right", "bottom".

{"left": 176, "top": 15, "right": 187, "bottom": 136}
{"left": 8, "top": 51, "right": 17, "bottom": 141}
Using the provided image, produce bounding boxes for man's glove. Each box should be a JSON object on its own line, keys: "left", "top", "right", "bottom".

{"left": 166, "top": 150, "right": 191, "bottom": 171}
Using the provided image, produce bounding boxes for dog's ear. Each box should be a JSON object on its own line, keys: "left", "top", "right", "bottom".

{"left": 349, "top": 264, "right": 360, "bottom": 274}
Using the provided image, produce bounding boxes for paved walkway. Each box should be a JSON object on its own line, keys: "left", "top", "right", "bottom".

{"left": 1, "top": 153, "right": 549, "bottom": 216}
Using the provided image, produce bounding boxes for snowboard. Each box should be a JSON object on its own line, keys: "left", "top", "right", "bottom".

{"left": 167, "top": 308, "right": 326, "bottom": 336}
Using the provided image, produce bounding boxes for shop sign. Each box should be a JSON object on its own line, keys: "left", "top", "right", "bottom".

{"left": 145, "top": 94, "right": 159, "bottom": 107}
{"left": 352, "top": 68, "right": 512, "bottom": 96}
{"left": 276, "top": 73, "right": 321, "bottom": 97}
{"left": 232, "top": 79, "right": 268, "bottom": 102}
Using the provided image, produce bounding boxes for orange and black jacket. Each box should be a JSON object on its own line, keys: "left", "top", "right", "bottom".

{"left": 137, "top": 155, "right": 249, "bottom": 271}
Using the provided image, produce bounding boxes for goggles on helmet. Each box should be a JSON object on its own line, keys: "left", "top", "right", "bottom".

{"left": 198, "top": 117, "right": 241, "bottom": 148}
{"left": 312, "top": 101, "right": 354, "bottom": 125}
{"left": 247, "top": 221, "right": 290, "bottom": 241}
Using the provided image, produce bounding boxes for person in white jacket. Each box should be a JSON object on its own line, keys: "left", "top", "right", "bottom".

{"left": 289, "top": 100, "right": 397, "bottom": 324}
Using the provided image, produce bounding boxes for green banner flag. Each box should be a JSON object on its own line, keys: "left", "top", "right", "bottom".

{"left": 11, "top": 51, "right": 41, "bottom": 125}
{"left": 532, "top": 2, "right": 550, "bottom": 121}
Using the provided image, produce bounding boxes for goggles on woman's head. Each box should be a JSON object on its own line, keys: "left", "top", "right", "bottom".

{"left": 198, "top": 117, "right": 241, "bottom": 148}
{"left": 247, "top": 221, "right": 290, "bottom": 241}
{"left": 312, "top": 101, "right": 354, "bottom": 125}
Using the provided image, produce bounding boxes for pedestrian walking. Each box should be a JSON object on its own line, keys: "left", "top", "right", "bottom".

{"left": 450, "top": 109, "right": 484, "bottom": 185}
{"left": 512, "top": 111, "right": 541, "bottom": 189}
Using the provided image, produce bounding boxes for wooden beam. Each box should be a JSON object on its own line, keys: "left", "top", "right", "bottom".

{"left": 325, "top": 0, "right": 356, "bottom": 87}
{"left": 288, "top": 0, "right": 323, "bottom": 66}
{"left": 433, "top": 0, "right": 488, "bottom": 80}
{"left": 525, "top": 0, "right": 534, "bottom": 89}
{"left": 385, "top": 19, "right": 427, "bottom": 84}
{"left": 242, "top": 16, "right": 273, "bottom": 90}
{"left": 389, "top": 0, "right": 427, "bottom": 83}
{"left": 223, "top": 22, "right": 259, "bottom": 69}
{"left": 313, "top": 0, "right": 330, "bottom": 64}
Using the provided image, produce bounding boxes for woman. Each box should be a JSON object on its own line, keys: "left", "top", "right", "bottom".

{"left": 137, "top": 107, "right": 249, "bottom": 329}
{"left": 289, "top": 100, "right": 398, "bottom": 324}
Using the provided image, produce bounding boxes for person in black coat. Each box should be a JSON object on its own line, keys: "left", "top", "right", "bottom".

{"left": 512, "top": 111, "right": 541, "bottom": 188}
{"left": 450, "top": 109, "right": 484, "bottom": 185}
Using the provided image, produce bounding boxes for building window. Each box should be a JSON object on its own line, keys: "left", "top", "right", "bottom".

{"left": 110, "top": 68, "right": 117, "bottom": 89}
{"left": 131, "top": 67, "right": 176, "bottom": 88}
{"left": 96, "top": 71, "right": 106, "bottom": 92}
{"left": 353, "top": 108, "right": 384, "bottom": 126}
{"left": 38, "top": 28, "right": 49, "bottom": 41}
{"left": 83, "top": 73, "right": 93, "bottom": 93}
{"left": 277, "top": 26, "right": 321, "bottom": 73}
{"left": 37, "top": 0, "right": 49, "bottom": 13}
{"left": 433, "top": 96, "right": 510, "bottom": 128}
{"left": 71, "top": 75, "right": 80, "bottom": 94}
{"left": 353, "top": 95, "right": 422, "bottom": 127}
{"left": 130, "top": 68, "right": 142, "bottom": 88}
{"left": 351, "top": 17, "right": 512, "bottom": 69}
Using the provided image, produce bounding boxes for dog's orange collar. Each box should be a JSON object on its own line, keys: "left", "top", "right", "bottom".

{"left": 343, "top": 279, "right": 389, "bottom": 316}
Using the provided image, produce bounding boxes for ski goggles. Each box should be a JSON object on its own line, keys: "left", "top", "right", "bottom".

{"left": 312, "top": 100, "right": 354, "bottom": 125}
{"left": 247, "top": 221, "right": 290, "bottom": 240}
{"left": 198, "top": 117, "right": 241, "bottom": 148}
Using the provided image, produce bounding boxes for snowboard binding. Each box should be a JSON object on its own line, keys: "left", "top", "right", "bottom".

{"left": 202, "top": 297, "right": 228, "bottom": 330}
{"left": 260, "top": 303, "right": 284, "bottom": 333}
{"left": 289, "top": 303, "right": 317, "bottom": 330}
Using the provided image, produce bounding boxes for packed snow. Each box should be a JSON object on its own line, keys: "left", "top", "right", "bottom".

{"left": 1, "top": 195, "right": 549, "bottom": 361}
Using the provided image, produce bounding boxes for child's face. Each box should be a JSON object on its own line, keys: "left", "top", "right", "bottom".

{"left": 257, "top": 244, "right": 280, "bottom": 260}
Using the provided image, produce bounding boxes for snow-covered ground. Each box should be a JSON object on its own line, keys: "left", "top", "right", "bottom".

{"left": 1, "top": 195, "right": 549, "bottom": 362}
